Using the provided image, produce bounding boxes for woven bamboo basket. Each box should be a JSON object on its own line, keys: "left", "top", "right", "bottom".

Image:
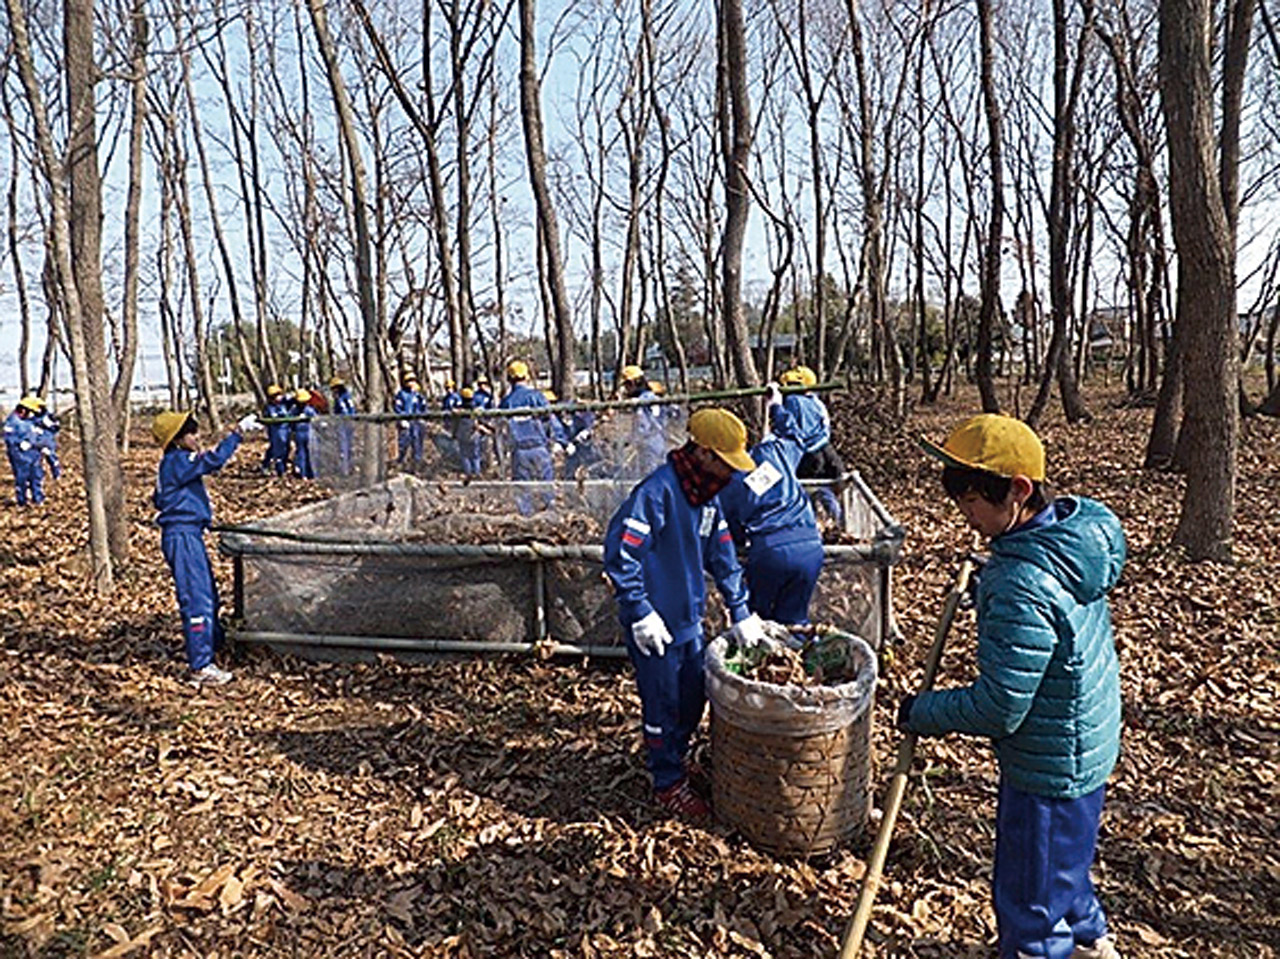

{"left": 706, "top": 629, "right": 877, "bottom": 857}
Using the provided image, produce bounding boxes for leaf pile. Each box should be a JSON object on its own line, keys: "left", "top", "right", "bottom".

{"left": 1, "top": 388, "right": 1277, "bottom": 958}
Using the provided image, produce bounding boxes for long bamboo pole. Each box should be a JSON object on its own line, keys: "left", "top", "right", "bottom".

{"left": 838, "top": 557, "right": 975, "bottom": 959}
{"left": 259, "top": 379, "right": 849, "bottom": 423}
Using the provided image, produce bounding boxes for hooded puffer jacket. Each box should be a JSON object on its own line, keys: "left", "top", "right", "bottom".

{"left": 907, "top": 496, "right": 1125, "bottom": 798}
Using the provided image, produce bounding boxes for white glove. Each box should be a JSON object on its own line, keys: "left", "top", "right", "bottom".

{"left": 575, "top": 429, "right": 592, "bottom": 443}
{"left": 727, "top": 612, "right": 767, "bottom": 649}
{"left": 564, "top": 442, "right": 577, "bottom": 457}
{"left": 631, "top": 610, "right": 673, "bottom": 657}
{"left": 765, "top": 382, "right": 783, "bottom": 406}
{"left": 19, "top": 441, "right": 31, "bottom": 451}
{"left": 397, "top": 421, "right": 409, "bottom": 431}
{"left": 237, "top": 413, "right": 261, "bottom": 432}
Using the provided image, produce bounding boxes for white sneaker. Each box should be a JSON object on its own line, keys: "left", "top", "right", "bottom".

{"left": 1074, "top": 937, "right": 1121, "bottom": 959}
{"left": 188, "top": 664, "right": 233, "bottom": 686}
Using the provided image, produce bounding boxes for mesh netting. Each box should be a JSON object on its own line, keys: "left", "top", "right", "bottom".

{"left": 221, "top": 462, "right": 901, "bottom": 657}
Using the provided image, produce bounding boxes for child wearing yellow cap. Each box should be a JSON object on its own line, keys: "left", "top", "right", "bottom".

{"left": 603, "top": 407, "right": 766, "bottom": 821}
{"left": 905, "top": 413, "right": 1125, "bottom": 959}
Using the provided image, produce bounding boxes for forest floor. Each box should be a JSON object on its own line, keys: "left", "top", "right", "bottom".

{"left": 0, "top": 385, "right": 1277, "bottom": 959}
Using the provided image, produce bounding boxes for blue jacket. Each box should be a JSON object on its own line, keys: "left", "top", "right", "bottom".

{"left": 771, "top": 393, "right": 831, "bottom": 453}
{"left": 264, "top": 399, "right": 292, "bottom": 441}
{"left": 500, "top": 383, "right": 555, "bottom": 450}
{"left": 290, "top": 402, "right": 315, "bottom": 440}
{"left": 906, "top": 497, "right": 1125, "bottom": 799}
{"left": 442, "top": 390, "right": 464, "bottom": 412}
{"left": 154, "top": 432, "right": 242, "bottom": 531}
{"left": 604, "top": 461, "right": 750, "bottom": 644}
{"left": 719, "top": 434, "right": 819, "bottom": 552}
{"left": 472, "top": 388, "right": 494, "bottom": 410}
{"left": 333, "top": 391, "right": 357, "bottom": 416}
{"left": 633, "top": 388, "right": 666, "bottom": 453}
{"left": 394, "top": 387, "right": 425, "bottom": 417}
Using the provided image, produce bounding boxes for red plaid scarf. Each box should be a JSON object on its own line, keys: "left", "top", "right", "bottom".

{"left": 669, "top": 441, "right": 730, "bottom": 506}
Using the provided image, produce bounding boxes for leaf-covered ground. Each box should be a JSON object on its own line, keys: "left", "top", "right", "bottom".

{"left": 1, "top": 388, "right": 1277, "bottom": 958}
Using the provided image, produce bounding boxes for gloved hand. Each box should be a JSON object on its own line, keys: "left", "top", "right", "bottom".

{"left": 896, "top": 694, "right": 918, "bottom": 731}
{"left": 18, "top": 440, "right": 31, "bottom": 451}
{"left": 237, "top": 413, "right": 261, "bottom": 433}
{"left": 574, "top": 429, "right": 592, "bottom": 443}
{"left": 727, "top": 612, "right": 767, "bottom": 649}
{"left": 563, "top": 442, "right": 577, "bottom": 457}
{"left": 397, "top": 421, "right": 409, "bottom": 431}
{"left": 765, "top": 382, "right": 783, "bottom": 406}
{"left": 631, "top": 610, "right": 673, "bottom": 657}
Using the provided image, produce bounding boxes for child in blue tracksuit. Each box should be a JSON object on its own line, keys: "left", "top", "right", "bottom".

{"left": 620, "top": 365, "right": 666, "bottom": 475}
{"left": 290, "top": 390, "right": 316, "bottom": 479}
{"left": 718, "top": 432, "right": 825, "bottom": 626}
{"left": 604, "top": 408, "right": 766, "bottom": 821}
{"left": 152, "top": 409, "right": 257, "bottom": 685}
{"left": 262, "top": 385, "right": 292, "bottom": 476}
{"left": 499, "top": 361, "right": 564, "bottom": 513}
{"left": 904, "top": 414, "right": 1125, "bottom": 959}
{"left": 773, "top": 366, "right": 845, "bottom": 525}
{"left": 330, "top": 377, "right": 358, "bottom": 475}
{"left": 394, "top": 376, "right": 426, "bottom": 467}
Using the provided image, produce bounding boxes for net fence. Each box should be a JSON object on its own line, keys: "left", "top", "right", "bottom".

{"left": 222, "top": 431, "right": 902, "bottom": 659}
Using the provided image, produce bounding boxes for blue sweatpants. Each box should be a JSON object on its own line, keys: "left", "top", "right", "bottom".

{"left": 746, "top": 534, "right": 825, "bottom": 625}
{"left": 994, "top": 778, "right": 1109, "bottom": 958}
{"left": 626, "top": 634, "right": 706, "bottom": 791}
{"left": 161, "top": 528, "right": 225, "bottom": 671}
{"left": 512, "top": 445, "right": 554, "bottom": 514}
{"left": 8, "top": 449, "right": 45, "bottom": 506}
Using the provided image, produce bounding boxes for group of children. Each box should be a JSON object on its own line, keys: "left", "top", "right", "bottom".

{"left": 142, "top": 358, "right": 1124, "bottom": 959}
{"left": 261, "top": 378, "right": 359, "bottom": 479}
{"left": 3, "top": 395, "right": 61, "bottom": 507}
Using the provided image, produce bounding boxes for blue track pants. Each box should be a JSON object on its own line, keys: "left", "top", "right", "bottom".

{"left": 994, "top": 778, "right": 1109, "bottom": 958}
{"left": 746, "top": 534, "right": 825, "bottom": 625}
{"left": 161, "top": 528, "right": 224, "bottom": 671}
{"left": 626, "top": 634, "right": 706, "bottom": 791}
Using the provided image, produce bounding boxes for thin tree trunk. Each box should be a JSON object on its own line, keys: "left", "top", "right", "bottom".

{"left": 975, "top": 0, "right": 1004, "bottom": 413}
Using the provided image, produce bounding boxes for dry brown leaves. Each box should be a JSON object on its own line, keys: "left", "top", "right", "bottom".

{"left": 1, "top": 390, "right": 1277, "bottom": 958}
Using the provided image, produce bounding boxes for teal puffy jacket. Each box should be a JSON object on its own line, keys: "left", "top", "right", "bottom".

{"left": 907, "top": 496, "right": 1125, "bottom": 799}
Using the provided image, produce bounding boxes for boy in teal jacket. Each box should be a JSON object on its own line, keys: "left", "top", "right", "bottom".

{"left": 904, "top": 414, "right": 1125, "bottom": 959}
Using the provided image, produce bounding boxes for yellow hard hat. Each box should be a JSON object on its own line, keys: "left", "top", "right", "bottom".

{"left": 152, "top": 410, "right": 193, "bottom": 449}
{"left": 542, "top": 389, "right": 557, "bottom": 402}
{"left": 445, "top": 379, "right": 456, "bottom": 390}
{"left": 648, "top": 380, "right": 666, "bottom": 396}
{"left": 295, "top": 389, "right": 311, "bottom": 403}
{"left": 621, "top": 364, "right": 645, "bottom": 383}
{"left": 780, "top": 365, "right": 817, "bottom": 387}
{"left": 267, "top": 383, "right": 284, "bottom": 397}
{"left": 460, "top": 387, "right": 474, "bottom": 400}
{"left": 477, "top": 377, "right": 490, "bottom": 387}
{"left": 920, "top": 413, "right": 1046, "bottom": 481}
{"left": 17, "top": 395, "right": 43, "bottom": 413}
{"left": 506, "top": 360, "right": 530, "bottom": 380}
{"left": 329, "top": 375, "right": 345, "bottom": 388}
{"left": 688, "top": 408, "right": 755, "bottom": 472}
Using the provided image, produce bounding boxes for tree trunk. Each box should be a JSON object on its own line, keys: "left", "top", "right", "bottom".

{"left": 975, "top": 0, "right": 1004, "bottom": 413}
{"left": 517, "top": 0, "right": 577, "bottom": 399}
{"left": 1159, "top": 0, "right": 1238, "bottom": 561}
{"left": 308, "top": 0, "right": 385, "bottom": 481}
{"left": 718, "top": 0, "right": 760, "bottom": 395}
{"left": 7, "top": 0, "right": 115, "bottom": 591}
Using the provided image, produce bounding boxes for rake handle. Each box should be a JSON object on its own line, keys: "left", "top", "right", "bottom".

{"left": 837, "top": 557, "right": 975, "bottom": 959}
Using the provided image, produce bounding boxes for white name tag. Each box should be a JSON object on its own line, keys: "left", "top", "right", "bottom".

{"left": 699, "top": 507, "right": 715, "bottom": 537}
{"left": 744, "top": 460, "right": 783, "bottom": 496}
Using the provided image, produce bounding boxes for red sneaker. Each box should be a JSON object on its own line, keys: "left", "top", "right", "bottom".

{"left": 655, "top": 779, "right": 711, "bottom": 822}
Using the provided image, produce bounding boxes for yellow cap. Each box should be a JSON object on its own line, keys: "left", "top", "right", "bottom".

{"left": 329, "top": 375, "right": 345, "bottom": 388}
{"left": 542, "top": 389, "right": 557, "bottom": 402}
{"left": 267, "top": 383, "right": 284, "bottom": 397}
{"left": 688, "top": 408, "right": 755, "bottom": 472}
{"left": 506, "top": 360, "right": 530, "bottom": 380}
{"left": 621, "top": 364, "right": 645, "bottom": 383}
{"left": 445, "top": 379, "right": 456, "bottom": 390}
{"left": 780, "top": 365, "right": 817, "bottom": 387}
{"left": 648, "top": 380, "right": 666, "bottom": 395}
{"left": 152, "top": 410, "right": 192, "bottom": 448}
{"left": 295, "top": 389, "right": 311, "bottom": 403}
{"left": 17, "top": 395, "right": 43, "bottom": 413}
{"left": 460, "top": 387, "right": 474, "bottom": 400}
{"left": 920, "top": 413, "right": 1046, "bottom": 481}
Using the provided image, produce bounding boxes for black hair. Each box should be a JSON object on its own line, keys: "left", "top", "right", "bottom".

{"left": 167, "top": 414, "right": 198, "bottom": 450}
{"left": 941, "top": 465, "right": 1050, "bottom": 511}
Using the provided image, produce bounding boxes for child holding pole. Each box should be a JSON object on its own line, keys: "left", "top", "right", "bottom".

{"left": 902, "top": 414, "right": 1125, "bottom": 959}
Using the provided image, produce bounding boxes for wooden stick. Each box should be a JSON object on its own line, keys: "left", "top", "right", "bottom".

{"left": 837, "top": 557, "right": 976, "bottom": 959}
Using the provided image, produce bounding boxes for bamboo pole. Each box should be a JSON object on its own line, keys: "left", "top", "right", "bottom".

{"left": 259, "top": 378, "right": 850, "bottom": 423}
{"left": 233, "top": 629, "right": 629, "bottom": 660}
{"left": 837, "top": 557, "right": 975, "bottom": 959}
